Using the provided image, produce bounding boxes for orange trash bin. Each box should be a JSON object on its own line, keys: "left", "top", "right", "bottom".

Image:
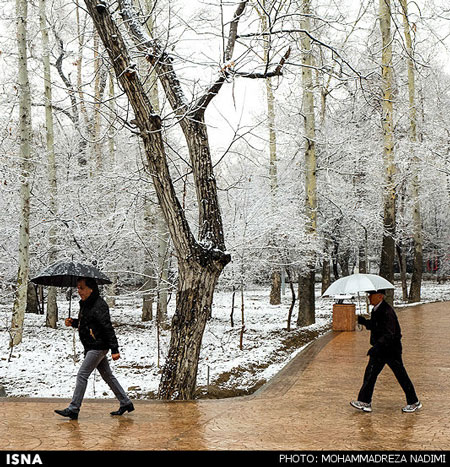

{"left": 332, "top": 303, "right": 356, "bottom": 331}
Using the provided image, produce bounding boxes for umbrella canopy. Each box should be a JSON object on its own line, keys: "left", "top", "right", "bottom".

{"left": 322, "top": 273, "right": 394, "bottom": 297}
{"left": 30, "top": 260, "right": 112, "bottom": 288}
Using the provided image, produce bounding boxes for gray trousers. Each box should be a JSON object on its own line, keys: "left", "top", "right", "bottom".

{"left": 68, "top": 349, "right": 130, "bottom": 413}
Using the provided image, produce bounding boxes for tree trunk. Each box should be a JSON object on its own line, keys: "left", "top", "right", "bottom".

{"left": 93, "top": 30, "right": 106, "bottom": 173}
{"left": 396, "top": 244, "right": 408, "bottom": 301}
{"left": 339, "top": 251, "right": 350, "bottom": 277}
{"left": 400, "top": 0, "right": 423, "bottom": 303}
{"left": 26, "top": 283, "right": 39, "bottom": 314}
{"left": 157, "top": 259, "right": 223, "bottom": 399}
{"left": 298, "top": 0, "right": 316, "bottom": 326}
{"left": 142, "top": 196, "right": 155, "bottom": 322}
{"left": 142, "top": 294, "right": 153, "bottom": 322}
{"left": 378, "top": 0, "right": 396, "bottom": 306}
{"left": 270, "top": 271, "right": 282, "bottom": 305}
{"left": 140, "top": 6, "right": 160, "bottom": 321}
{"left": 358, "top": 248, "right": 366, "bottom": 273}
{"left": 156, "top": 211, "right": 170, "bottom": 323}
{"left": 40, "top": 0, "right": 58, "bottom": 328}
{"left": 321, "top": 258, "right": 331, "bottom": 295}
{"left": 74, "top": 0, "right": 89, "bottom": 167}
{"left": 239, "top": 282, "right": 245, "bottom": 351}
{"left": 359, "top": 228, "right": 368, "bottom": 273}
{"left": 139, "top": 0, "right": 171, "bottom": 322}
{"left": 286, "top": 269, "right": 296, "bottom": 331}
{"left": 10, "top": 0, "right": 32, "bottom": 347}
{"left": 259, "top": 1, "right": 281, "bottom": 306}
{"left": 297, "top": 269, "right": 315, "bottom": 327}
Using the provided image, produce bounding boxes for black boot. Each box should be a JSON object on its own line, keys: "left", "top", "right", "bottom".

{"left": 110, "top": 402, "right": 135, "bottom": 416}
{"left": 54, "top": 408, "right": 78, "bottom": 420}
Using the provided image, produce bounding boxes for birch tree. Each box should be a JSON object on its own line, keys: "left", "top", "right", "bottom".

{"left": 399, "top": 0, "right": 423, "bottom": 302}
{"left": 255, "top": 0, "right": 282, "bottom": 305}
{"left": 10, "top": 0, "right": 32, "bottom": 347}
{"left": 378, "top": 0, "right": 396, "bottom": 305}
{"left": 39, "top": 0, "right": 59, "bottom": 328}
{"left": 297, "top": 0, "right": 317, "bottom": 327}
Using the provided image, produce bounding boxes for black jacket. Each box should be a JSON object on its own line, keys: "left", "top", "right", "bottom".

{"left": 358, "top": 300, "right": 402, "bottom": 357}
{"left": 70, "top": 290, "right": 119, "bottom": 354}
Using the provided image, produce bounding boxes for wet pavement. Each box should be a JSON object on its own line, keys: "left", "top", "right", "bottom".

{"left": 0, "top": 301, "right": 448, "bottom": 451}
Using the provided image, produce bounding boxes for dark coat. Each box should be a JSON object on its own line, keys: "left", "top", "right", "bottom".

{"left": 358, "top": 300, "right": 402, "bottom": 358}
{"left": 70, "top": 290, "right": 119, "bottom": 354}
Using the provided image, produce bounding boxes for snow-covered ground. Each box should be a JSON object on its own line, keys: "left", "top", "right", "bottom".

{"left": 0, "top": 281, "right": 449, "bottom": 400}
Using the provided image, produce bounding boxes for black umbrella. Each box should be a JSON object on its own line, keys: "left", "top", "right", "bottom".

{"left": 31, "top": 260, "right": 112, "bottom": 317}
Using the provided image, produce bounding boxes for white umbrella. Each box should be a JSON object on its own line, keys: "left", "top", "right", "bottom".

{"left": 322, "top": 273, "right": 394, "bottom": 297}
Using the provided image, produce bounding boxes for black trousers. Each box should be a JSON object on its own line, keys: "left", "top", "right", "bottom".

{"left": 358, "top": 353, "right": 418, "bottom": 405}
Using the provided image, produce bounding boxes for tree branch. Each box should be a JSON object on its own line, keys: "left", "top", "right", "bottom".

{"left": 83, "top": 0, "right": 196, "bottom": 260}
{"left": 194, "top": 0, "right": 248, "bottom": 116}
{"left": 232, "top": 46, "right": 291, "bottom": 79}
{"left": 238, "top": 28, "right": 363, "bottom": 79}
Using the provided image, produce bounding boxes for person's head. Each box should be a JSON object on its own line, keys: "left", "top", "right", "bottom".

{"left": 76, "top": 277, "right": 99, "bottom": 301}
{"left": 368, "top": 290, "right": 386, "bottom": 306}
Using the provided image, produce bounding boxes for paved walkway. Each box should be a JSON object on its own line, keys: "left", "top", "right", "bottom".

{"left": 0, "top": 301, "right": 449, "bottom": 451}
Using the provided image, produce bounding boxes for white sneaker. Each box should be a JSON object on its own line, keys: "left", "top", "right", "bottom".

{"left": 402, "top": 401, "right": 422, "bottom": 413}
{"left": 350, "top": 400, "right": 372, "bottom": 412}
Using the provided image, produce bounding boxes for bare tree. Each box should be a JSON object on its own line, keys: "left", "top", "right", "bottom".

{"left": 399, "top": 0, "right": 423, "bottom": 303}
{"left": 82, "top": 0, "right": 286, "bottom": 399}
{"left": 297, "top": 0, "right": 317, "bottom": 327}
{"left": 255, "top": 0, "right": 282, "bottom": 305}
{"left": 10, "top": 0, "right": 32, "bottom": 347}
{"left": 378, "top": 0, "right": 396, "bottom": 305}
{"left": 39, "top": 0, "right": 59, "bottom": 328}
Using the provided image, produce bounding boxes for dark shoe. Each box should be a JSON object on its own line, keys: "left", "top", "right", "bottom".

{"left": 110, "top": 402, "right": 135, "bottom": 416}
{"left": 54, "top": 408, "right": 78, "bottom": 420}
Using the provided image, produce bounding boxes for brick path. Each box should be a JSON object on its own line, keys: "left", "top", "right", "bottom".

{"left": 0, "top": 301, "right": 448, "bottom": 450}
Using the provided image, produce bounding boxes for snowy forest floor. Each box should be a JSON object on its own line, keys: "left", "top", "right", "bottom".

{"left": 0, "top": 280, "right": 449, "bottom": 400}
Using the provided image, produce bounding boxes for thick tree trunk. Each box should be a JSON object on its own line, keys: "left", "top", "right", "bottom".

{"left": 157, "top": 259, "right": 224, "bottom": 400}
{"left": 379, "top": 0, "right": 396, "bottom": 306}
{"left": 26, "top": 283, "right": 39, "bottom": 314}
{"left": 298, "top": 0, "right": 316, "bottom": 326}
{"left": 40, "top": 0, "right": 58, "bottom": 328}
{"left": 270, "top": 271, "right": 282, "bottom": 305}
{"left": 400, "top": 0, "right": 423, "bottom": 303}
{"left": 10, "top": 0, "right": 32, "bottom": 347}
{"left": 297, "top": 269, "right": 315, "bottom": 327}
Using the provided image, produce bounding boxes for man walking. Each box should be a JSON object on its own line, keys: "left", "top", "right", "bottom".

{"left": 350, "top": 290, "right": 421, "bottom": 413}
{"left": 55, "top": 277, "right": 134, "bottom": 419}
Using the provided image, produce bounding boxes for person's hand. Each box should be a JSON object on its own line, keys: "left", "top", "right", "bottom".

{"left": 111, "top": 353, "right": 120, "bottom": 361}
{"left": 367, "top": 346, "right": 380, "bottom": 358}
{"left": 65, "top": 318, "right": 73, "bottom": 327}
